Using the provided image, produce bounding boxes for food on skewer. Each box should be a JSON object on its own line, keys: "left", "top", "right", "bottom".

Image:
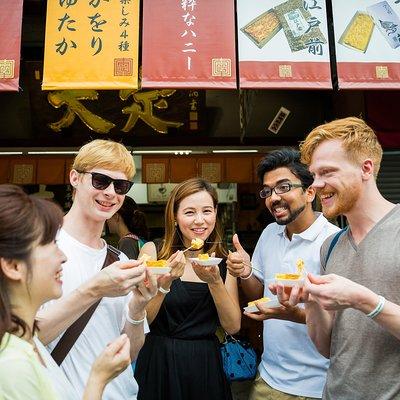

{"left": 191, "top": 238, "right": 204, "bottom": 250}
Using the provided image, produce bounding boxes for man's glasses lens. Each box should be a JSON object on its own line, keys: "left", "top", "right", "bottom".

{"left": 90, "top": 172, "right": 133, "bottom": 195}
{"left": 259, "top": 183, "right": 301, "bottom": 199}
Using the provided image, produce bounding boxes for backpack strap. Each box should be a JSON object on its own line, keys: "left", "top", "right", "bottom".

{"left": 51, "top": 245, "right": 120, "bottom": 366}
{"left": 323, "top": 228, "right": 347, "bottom": 270}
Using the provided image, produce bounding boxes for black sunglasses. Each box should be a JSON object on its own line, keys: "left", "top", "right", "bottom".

{"left": 77, "top": 171, "right": 133, "bottom": 195}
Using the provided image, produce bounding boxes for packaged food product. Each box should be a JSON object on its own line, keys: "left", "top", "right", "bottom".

{"left": 338, "top": 11, "right": 375, "bottom": 53}
{"left": 274, "top": 0, "right": 327, "bottom": 52}
{"left": 367, "top": 1, "right": 400, "bottom": 49}
{"left": 241, "top": 9, "right": 281, "bottom": 48}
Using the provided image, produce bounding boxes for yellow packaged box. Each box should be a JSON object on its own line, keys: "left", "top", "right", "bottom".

{"left": 339, "top": 12, "right": 375, "bottom": 53}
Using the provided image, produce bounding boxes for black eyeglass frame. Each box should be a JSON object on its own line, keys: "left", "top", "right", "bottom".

{"left": 259, "top": 182, "right": 304, "bottom": 199}
{"left": 76, "top": 170, "right": 134, "bottom": 195}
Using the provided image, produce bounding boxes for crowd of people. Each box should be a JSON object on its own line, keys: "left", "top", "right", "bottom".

{"left": 0, "top": 116, "right": 399, "bottom": 400}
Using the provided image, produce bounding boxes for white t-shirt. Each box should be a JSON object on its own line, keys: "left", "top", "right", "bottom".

{"left": 45, "top": 229, "right": 141, "bottom": 400}
{"left": 252, "top": 213, "right": 339, "bottom": 398}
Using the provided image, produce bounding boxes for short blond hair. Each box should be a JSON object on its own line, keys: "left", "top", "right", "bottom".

{"left": 300, "top": 117, "right": 383, "bottom": 178}
{"left": 73, "top": 139, "right": 135, "bottom": 180}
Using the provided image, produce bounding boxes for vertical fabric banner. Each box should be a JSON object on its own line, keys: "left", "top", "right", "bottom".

{"left": 0, "top": 0, "right": 24, "bottom": 91}
{"left": 43, "top": 0, "right": 140, "bottom": 90}
{"left": 142, "top": 0, "right": 237, "bottom": 89}
{"left": 332, "top": 0, "right": 400, "bottom": 89}
{"left": 237, "top": 0, "right": 331, "bottom": 89}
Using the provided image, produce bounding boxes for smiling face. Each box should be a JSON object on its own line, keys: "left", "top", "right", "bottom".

{"left": 71, "top": 168, "right": 127, "bottom": 223}
{"left": 175, "top": 190, "right": 217, "bottom": 248}
{"left": 263, "top": 167, "right": 314, "bottom": 225}
{"left": 28, "top": 239, "right": 67, "bottom": 305}
{"left": 309, "top": 140, "right": 363, "bottom": 219}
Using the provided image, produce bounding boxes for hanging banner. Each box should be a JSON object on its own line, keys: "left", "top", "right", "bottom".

{"left": 42, "top": 0, "right": 140, "bottom": 90}
{"left": 142, "top": 0, "right": 237, "bottom": 89}
{"left": 332, "top": 0, "right": 400, "bottom": 89}
{"left": 0, "top": 0, "right": 24, "bottom": 91}
{"left": 237, "top": 0, "right": 331, "bottom": 89}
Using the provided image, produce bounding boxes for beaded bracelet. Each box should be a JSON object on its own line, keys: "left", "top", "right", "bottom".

{"left": 366, "top": 295, "right": 386, "bottom": 319}
{"left": 125, "top": 306, "right": 147, "bottom": 325}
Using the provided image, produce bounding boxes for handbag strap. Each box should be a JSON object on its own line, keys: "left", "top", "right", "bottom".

{"left": 51, "top": 245, "right": 120, "bottom": 366}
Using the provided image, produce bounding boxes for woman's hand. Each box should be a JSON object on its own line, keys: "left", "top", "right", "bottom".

{"left": 157, "top": 250, "right": 186, "bottom": 290}
{"left": 191, "top": 260, "right": 223, "bottom": 285}
{"left": 90, "top": 334, "right": 131, "bottom": 385}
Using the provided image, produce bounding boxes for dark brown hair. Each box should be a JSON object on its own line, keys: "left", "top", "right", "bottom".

{"left": 0, "top": 185, "right": 64, "bottom": 344}
{"left": 116, "top": 196, "right": 149, "bottom": 240}
{"left": 159, "top": 178, "right": 227, "bottom": 259}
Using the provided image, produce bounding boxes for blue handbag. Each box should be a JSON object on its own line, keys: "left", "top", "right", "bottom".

{"left": 220, "top": 334, "right": 257, "bottom": 382}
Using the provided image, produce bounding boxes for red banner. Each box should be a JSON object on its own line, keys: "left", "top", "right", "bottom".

{"left": 0, "top": 0, "right": 24, "bottom": 91}
{"left": 142, "top": 0, "right": 237, "bottom": 89}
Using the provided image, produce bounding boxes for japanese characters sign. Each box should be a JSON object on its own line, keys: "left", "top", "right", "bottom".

{"left": 237, "top": 0, "right": 331, "bottom": 88}
{"left": 332, "top": 0, "right": 400, "bottom": 88}
{"left": 43, "top": 0, "right": 140, "bottom": 90}
{"left": 142, "top": 0, "right": 237, "bottom": 88}
{"left": 0, "top": 0, "right": 24, "bottom": 91}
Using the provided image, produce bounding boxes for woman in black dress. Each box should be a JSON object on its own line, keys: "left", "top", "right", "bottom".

{"left": 135, "top": 178, "right": 241, "bottom": 400}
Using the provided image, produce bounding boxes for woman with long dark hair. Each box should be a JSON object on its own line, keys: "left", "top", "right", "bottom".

{"left": 0, "top": 185, "right": 131, "bottom": 400}
{"left": 135, "top": 178, "right": 241, "bottom": 400}
{"left": 107, "top": 196, "right": 149, "bottom": 260}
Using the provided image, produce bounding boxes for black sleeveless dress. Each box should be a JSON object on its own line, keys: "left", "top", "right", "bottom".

{"left": 135, "top": 265, "right": 232, "bottom": 400}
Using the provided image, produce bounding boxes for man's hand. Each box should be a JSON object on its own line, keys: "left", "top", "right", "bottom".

{"left": 244, "top": 284, "right": 305, "bottom": 324}
{"left": 94, "top": 260, "right": 147, "bottom": 298}
{"left": 227, "top": 234, "right": 252, "bottom": 278}
{"left": 305, "top": 272, "right": 372, "bottom": 311}
{"left": 128, "top": 268, "right": 158, "bottom": 318}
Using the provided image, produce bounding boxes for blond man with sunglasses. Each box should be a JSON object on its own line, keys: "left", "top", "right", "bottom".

{"left": 37, "top": 139, "right": 158, "bottom": 400}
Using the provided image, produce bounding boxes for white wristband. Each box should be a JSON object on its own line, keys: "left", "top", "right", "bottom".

{"left": 125, "top": 306, "right": 147, "bottom": 325}
{"left": 240, "top": 268, "right": 253, "bottom": 280}
{"left": 158, "top": 286, "right": 171, "bottom": 294}
{"left": 366, "top": 295, "right": 386, "bottom": 319}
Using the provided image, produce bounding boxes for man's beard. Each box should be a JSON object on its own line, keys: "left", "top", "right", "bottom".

{"left": 320, "top": 186, "right": 360, "bottom": 219}
{"left": 272, "top": 201, "right": 306, "bottom": 226}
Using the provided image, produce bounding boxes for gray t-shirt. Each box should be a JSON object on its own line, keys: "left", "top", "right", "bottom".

{"left": 320, "top": 205, "right": 400, "bottom": 400}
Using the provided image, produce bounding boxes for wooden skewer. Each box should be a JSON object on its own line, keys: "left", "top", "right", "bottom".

{"left": 242, "top": 261, "right": 263, "bottom": 275}
{"left": 182, "top": 245, "right": 194, "bottom": 253}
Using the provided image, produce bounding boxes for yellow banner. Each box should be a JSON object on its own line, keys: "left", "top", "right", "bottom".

{"left": 43, "top": 0, "right": 139, "bottom": 90}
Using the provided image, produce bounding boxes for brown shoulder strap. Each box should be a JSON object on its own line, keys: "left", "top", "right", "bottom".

{"left": 51, "top": 245, "right": 120, "bottom": 366}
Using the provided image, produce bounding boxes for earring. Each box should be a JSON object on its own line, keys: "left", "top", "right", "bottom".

{"left": 174, "top": 221, "right": 177, "bottom": 226}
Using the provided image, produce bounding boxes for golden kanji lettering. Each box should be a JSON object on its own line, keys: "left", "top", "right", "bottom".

{"left": 48, "top": 90, "right": 115, "bottom": 133}
{"left": 119, "top": 89, "right": 183, "bottom": 134}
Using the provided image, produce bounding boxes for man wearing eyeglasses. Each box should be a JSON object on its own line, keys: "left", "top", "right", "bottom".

{"left": 227, "top": 148, "right": 339, "bottom": 400}
{"left": 38, "top": 139, "right": 158, "bottom": 399}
